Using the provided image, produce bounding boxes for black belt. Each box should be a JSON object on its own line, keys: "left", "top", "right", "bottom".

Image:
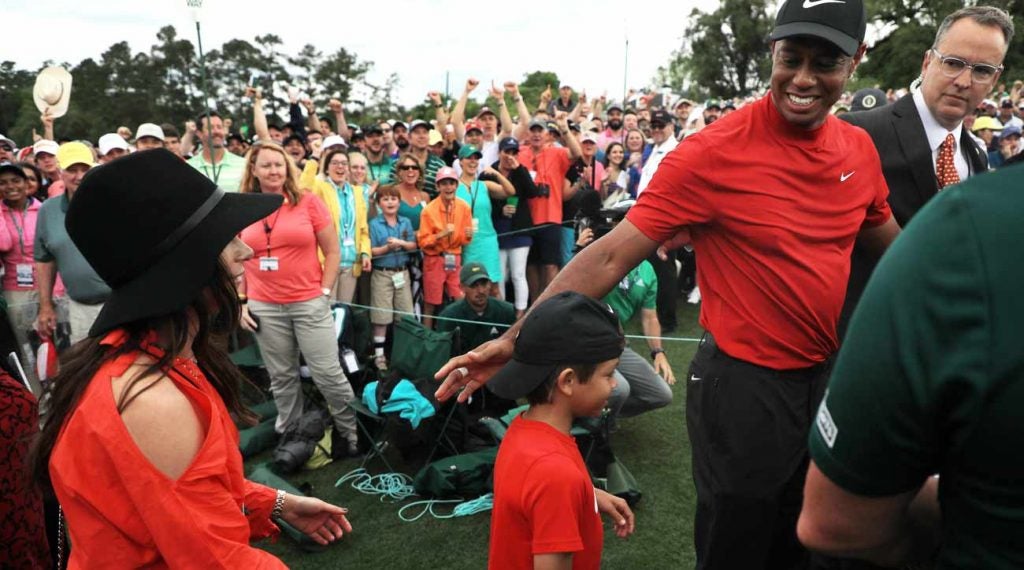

{"left": 373, "top": 266, "right": 405, "bottom": 271}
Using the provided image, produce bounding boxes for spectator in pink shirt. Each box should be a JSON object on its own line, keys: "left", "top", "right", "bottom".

{"left": 0, "top": 162, "right": 68, "bottom": 386}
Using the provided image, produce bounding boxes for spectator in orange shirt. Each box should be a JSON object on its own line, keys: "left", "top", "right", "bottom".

{"left": 417, "top": 166, "right": 473, "bottom": 328}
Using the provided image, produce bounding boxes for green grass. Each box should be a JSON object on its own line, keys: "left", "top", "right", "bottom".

{"left": 248, "top": 302, "right": 703, "bottom": 569}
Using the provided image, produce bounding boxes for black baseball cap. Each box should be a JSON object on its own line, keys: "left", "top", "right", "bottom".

{"left": 649, "top": 109, "right": 673, "bottom": 127}
{"left": 0, "top": 161, "right": 27, "bottom": 179}
{"left": 498, "top": 137, "right": 519, "bottom": 152}
{"left": 488, "top": 292, "right": 625, "bottom": 400}
{"left": 363, "top": 123, "right": 384, "bottom": 135}
{"left": 769, "top": 0, "right": 866, "bottom": 56}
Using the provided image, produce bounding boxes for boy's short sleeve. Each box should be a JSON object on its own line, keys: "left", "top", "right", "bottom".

{"left": 638, "top": 261, "right": 658, "bottom": 310}
{"left": 522, "top": 455, "right": 587, "bottom": 555}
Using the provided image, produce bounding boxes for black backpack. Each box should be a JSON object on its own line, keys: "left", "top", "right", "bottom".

{"left": 271, "top": 407, "right": 329, "bottom": 474}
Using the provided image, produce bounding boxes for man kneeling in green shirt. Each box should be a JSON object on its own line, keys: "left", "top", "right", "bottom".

{"left": 437, "top": 262, "right": 517, "bottom": 413}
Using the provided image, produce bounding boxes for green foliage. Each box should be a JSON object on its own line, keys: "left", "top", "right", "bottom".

{"left": 860, "top": 0, "right": 1024, "bottom": 90}
{"left": 657, "top": 0, "right": 773, "bottom": 99}
{"left": 1, "top": 25, "right": 399, "bottom": 145}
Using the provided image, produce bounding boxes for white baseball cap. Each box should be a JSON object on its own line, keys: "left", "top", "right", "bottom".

{"left": 322, "top": 135, "right": 347, "bottom": 150}
{"left": 134, "top": 123, "right": 165, "bottom": 142}
{"left": 98, "top": 133, "right": 130, "bottom": 156}
{"left": 33, "top": 139, "right": 59, "bottom": 156}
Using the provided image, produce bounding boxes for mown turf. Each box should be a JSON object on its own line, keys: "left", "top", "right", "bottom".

{"left": 248, "top": 302, "right": 703, "bottom": 569}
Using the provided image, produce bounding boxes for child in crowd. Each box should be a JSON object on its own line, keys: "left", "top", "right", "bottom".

{"left": 486, "top": 291, "right": 636, "bottom": 570}
{"left": 416, "top": 166, "right": 472, "bottom": 328}
{"left": 368, "top": 185, "right": 417, "bottom": 370}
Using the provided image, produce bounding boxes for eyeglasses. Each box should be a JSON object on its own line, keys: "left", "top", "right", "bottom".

{"left": 930, "top": 49, "right": 1003, "bottom": 84}
{"left": 328, "top": 161, "right": 349, "bottom": 168}
{"left": 399, "top": 164, "right": 420, "bottom": 171}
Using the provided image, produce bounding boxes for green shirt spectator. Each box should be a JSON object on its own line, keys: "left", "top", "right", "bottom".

{"left": 806, "top": 164, "right": 1024, "bottom": 569}
{"left": 188, "top": 151, "right": 246, "bottom": 192}
{"left": 602, "top": 260, "right": 657, "bottom": 325}
{"left": 34, "top": 193, "right": 110, "bottom": 304}
{"left": 437, "top": 262, "right": 516, "bottom": 354}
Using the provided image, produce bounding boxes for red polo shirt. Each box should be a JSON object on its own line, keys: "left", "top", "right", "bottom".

{"left": 489, "top": 416, "right": 602, "bottom": 570}
{"left": 517, "top": 144, "right": 570, "bottom": 225}
{"left": 627, "top": 94, "right": 891, "bottom": 369}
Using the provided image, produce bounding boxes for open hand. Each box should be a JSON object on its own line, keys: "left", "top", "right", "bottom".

{"left": 434, "top": 336, "right": 514, "bottom": 402}
{"left": 280, "top": 494, "right": 352, "bottom": 546}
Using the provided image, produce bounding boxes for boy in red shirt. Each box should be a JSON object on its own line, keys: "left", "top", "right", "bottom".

{"left": 486, "top": 292, "right": 635, "bottom": 570}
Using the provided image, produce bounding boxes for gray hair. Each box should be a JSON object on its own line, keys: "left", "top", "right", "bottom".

{"left": 933, "top": 6, "right": 1015, "bottom": 50}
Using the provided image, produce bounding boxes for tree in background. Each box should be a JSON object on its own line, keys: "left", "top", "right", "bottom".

{"left": 859, "top": 0, "right": 1023, "bottom": 91}
{"left": 0, "top": 25, "right": 397, "bottom": 145}
{"left": 656, "top": 0, "right": 773, "bottom": 100}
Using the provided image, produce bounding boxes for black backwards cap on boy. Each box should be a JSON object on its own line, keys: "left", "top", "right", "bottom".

{"left": 769, "top": 0, "right": 866, "bottom": 56}
{"left": 488, "top": 291, "right": 625, "bottom": 400}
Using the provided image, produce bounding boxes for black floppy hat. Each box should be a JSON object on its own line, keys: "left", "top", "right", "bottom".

{"left": 488, "top": 291, "right": 625, "bottom": 400}
{"left": 66, "top": 148, "right": 283, "bottom": 337}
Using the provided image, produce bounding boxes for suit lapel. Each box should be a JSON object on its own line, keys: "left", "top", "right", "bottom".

{"left": 889, "top": 96, "right": 938, "bottom": 207}
{"left": 960, "top": 129, "right": 989, "bottom": 175}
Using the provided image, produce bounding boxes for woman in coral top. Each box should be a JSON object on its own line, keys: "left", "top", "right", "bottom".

{"left": 31, "top": 149, "right": 352, "bottom": 568}
{"left": 236, "top": 142, "right": 359, "bottom": 456}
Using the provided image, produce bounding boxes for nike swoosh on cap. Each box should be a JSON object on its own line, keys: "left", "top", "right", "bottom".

{"left": 802, "top": 0, "right": 845, "bottom": 7}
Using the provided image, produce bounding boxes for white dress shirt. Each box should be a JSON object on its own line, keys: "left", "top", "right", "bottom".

{"left": 637, "top": 136, "right": 679, "bottom": 195}
{"left": 912, "top": 90, "right": 971, "bottom": 181}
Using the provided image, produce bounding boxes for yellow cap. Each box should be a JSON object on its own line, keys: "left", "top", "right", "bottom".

{"left": 972, "top": 116, "right": 1004, "bottom": 133}
{"left": 56, "top": 142, "right": 96, "bottom": 170}
{"left": 428, "top": 129, "right": 443, "bottom": 146}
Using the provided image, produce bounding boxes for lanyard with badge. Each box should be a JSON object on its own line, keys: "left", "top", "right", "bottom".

{"left": 442, "top": 202, "right": 457, "bottom": 272}
{"left": 466, "top": 180, "right": 482, "bottom": 236}
{"left": 7, "top": 206, "right": 33, "bottom": 287}
{"left": 260, "top": 209, "right": 282, "bottom": 271}
{"left": 335, "top": 181, "right": 357, "bottom": 250}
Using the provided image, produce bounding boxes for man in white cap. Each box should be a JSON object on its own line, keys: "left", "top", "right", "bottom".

{"left": 134, "top": 123, "right": 166, "bottom": 151}
{"left": 35, "top": 142, "right": 111, "bottom": 342}
{"left": 97, "top": 133, "right": 129, "bottom": 163}
{"left": 33, "top": 139, "right": 62, "bottom": 196}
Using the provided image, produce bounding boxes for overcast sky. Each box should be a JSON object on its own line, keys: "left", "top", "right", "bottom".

{"left": 7, "top": 0, "right": 724, "bottom": 108}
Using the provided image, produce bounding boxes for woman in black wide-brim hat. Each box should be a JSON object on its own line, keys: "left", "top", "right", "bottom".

{"left": 30, "top": 149, "right": 352, "bottom": 567}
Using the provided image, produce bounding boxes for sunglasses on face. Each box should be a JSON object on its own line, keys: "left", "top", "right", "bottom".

{"left": 399, "top": 164, "right": 420, "bottom": 171}
{"left": 502, "top": 149, "right": 519, "bottom": 155}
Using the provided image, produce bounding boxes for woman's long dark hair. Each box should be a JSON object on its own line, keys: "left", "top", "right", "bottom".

{"left": 30, "top": 261, "right": 256, "bottom": 490}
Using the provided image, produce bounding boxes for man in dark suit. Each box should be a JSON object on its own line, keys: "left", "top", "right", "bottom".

{"left": 838, "top": 5, "right": 1013, "bottom": 336}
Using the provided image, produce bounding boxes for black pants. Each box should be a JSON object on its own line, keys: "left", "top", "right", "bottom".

{"left": 686, "top": 334, "right": 831, "bottom": 570}
{"left": 647, "top": 252, "right": 678, "bottom": 330}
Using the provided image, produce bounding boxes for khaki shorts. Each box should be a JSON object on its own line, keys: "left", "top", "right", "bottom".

{"left": 369, "top": 268, "right": 413, "bottom": 325}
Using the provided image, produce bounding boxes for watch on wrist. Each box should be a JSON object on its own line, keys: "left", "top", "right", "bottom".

{"left": 650, "top": 348, "right": 666, "bottom": 360}
{"left": 321, "top": 287, "right": 331, "bottom": 297}
{"left": 271, "top": 489, "right": 286, "bottom": 519}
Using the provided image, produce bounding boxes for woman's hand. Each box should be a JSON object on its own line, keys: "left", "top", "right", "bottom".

{"left": 240, "top": 305, "right": 258, "bottom": 332}
{"left": 281, "top": 494, "right": 353, "bottom": 546}
{"left": 502, "top": 204, "right": 516, "bottom": 218}
{"left": 361, "top": 256, "right": 372, "bottom": 272}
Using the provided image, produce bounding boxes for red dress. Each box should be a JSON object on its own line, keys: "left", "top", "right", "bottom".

{"left": 49, "top": 330, "right": 286, "bottom": 568}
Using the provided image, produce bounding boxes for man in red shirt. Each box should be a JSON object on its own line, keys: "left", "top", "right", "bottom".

{"left": 439, "top": 1, "right": 900, "bottom": 567}
{"left": 516, "top": 112, "right": 580, "bottom": 303}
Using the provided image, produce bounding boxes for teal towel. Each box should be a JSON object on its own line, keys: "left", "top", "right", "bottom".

{"left": 362, "top": 379, "right": 436, "bottom": 429}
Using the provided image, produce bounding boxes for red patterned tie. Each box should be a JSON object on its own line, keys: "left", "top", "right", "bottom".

{"left": 936, "top": 133, "right": 960, "bottom": 189}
